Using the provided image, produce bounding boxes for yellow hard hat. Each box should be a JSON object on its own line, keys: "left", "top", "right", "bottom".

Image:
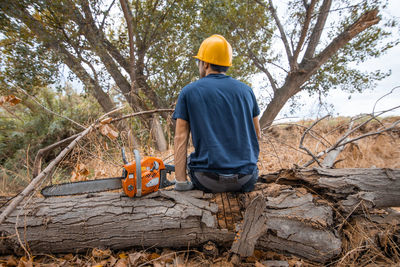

{"left": 194, "top": 34, "right": 232, "bottom": 67}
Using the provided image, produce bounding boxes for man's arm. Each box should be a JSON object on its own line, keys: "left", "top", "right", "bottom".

{"left": 174, "top": 118, "right": 190, "bottom": 182}
{"left": 253, "top": 116, "right": 261, "bottom": 140}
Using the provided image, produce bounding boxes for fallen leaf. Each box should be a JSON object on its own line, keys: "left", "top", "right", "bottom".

{"left": 92, "top": 248, "right": 112, "bottom": 259}
{"left": 108, "top": 256, "right": 117, "bottom": 266}
{"left": 128, "top": 252, "right": 145, "bottom": 265}
{"left": 71, "top": 163, "right": 90, "bottom": 182}
{"left": 118, "top": 253, "right": 127, "bottom": 259}
{"left": 161, "top": 249, "right": 174, "bottom": 264}
{"left": 114, "top": 259, "right": 128, "bottom": 267}
{"left": 148, "top": 253, "right": 160, "bottom": 261}
{"left": 17, "top": 257, "right": 32, "bottom": 267}
{"left": 100, "top": 117, "right": 112, "bottom": 125}
{"left": 100, "top": 124, "right": 119, "bottom": 140}
{"left": 76, "top": 163, "right": 90, "bottom": 176}
{"left": 8, "top": 95, "right": 21, "bottom": 106}
{"left": 63, "top": 254, "right": 74, "bottom": 261}
{"left": 153, "top": 261, "right": 164, "bottom": 267}
{"left": 0, "top": 95, "right": 21, "bottom": 106}
{"left": 246, "top": 256, "right": 257, "bottom": 263}
{"left": 6, "top": 256, "right": 18, "bottom": 266}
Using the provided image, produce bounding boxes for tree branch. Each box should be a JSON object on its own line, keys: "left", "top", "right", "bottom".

{"left": 100, "top": 0, "right": 116, "bottom": 31}
{"left": 255, "top": 0, "right": 293, "bottom": 68}
{"left": 233, "top": 27, "right": 278, "bottom": 92}
{"left": 303, "top": 0, "right": 332, "bottom": 60}
{"left": 299, "top": 115, "right": 330, "bottom": 167}
{"left": 301, "top": 9, "right": 380, "bottom": 79}
{"left": 110, "top": 108, "right": 174, "bottom": 123}
{"left": 293, "top": 0, "right": 317, "bottom": 63}
{"left": 119, "top": 0, "right": 138, "bottom": 92}
{"left": 74, "top": 0, "right": 143, "bottom": 110}
{"left": 303, "top": 105, "right": 400, "bottom": 167}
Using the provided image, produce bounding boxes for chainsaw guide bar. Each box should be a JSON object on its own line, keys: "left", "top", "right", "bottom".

{"left": 41, "top": 177, "right": 123, "bottom": 197}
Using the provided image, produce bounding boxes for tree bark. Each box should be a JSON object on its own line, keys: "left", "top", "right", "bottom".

{"left": 151, "top": 114, "right": 168, "bottom": 152}
{"left": 262, "top": 168, "right": 400, "bottom": 214}
{"left": 2, "top": 168, "right": 398, "bottom": 262}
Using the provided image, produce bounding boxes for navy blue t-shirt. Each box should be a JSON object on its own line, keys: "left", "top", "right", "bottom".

{"left": 173, "top": 73, "right": 260, "bottom": 174}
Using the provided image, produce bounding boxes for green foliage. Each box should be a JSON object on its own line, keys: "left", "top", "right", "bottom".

{"left": 0, "top": 10, "right": 60, "bottom": 96}
{"left": 0, "top": 85, "right": 103, "bottom": 177}
{"left": 304, "top": 0, "right": 398, "bottom": 96}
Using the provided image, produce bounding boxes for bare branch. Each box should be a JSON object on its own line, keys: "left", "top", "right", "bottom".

{"left": 269, "top": 122, "right": 332, "bottom": 147}
{"left": 293, "top": 0, "right": 317, "bottom": 63}
{"left": 255, "top": 0, "right": 294, "bottom": 67}
{"left": 110, "top": 109, "right": 174, "bottom": 123}
{"left": 263, "top": 137, "right": 284, "bottom": 169}
{"left": 303, "top": 105, "right": 400, "bottom": 167}
{"left": 233, "top": 26, "right": 279, "bottom": 92}
{"left": 303, "top": 0, "right": 332, "bottom": 60}
{"left": 338, "top": 120, "right": 400, "bottom": 146}
{"left": 100, "top": 0, "right": 116, "bottom": 31}
{"left": 373, "top": 86, "right": 400, "bottom": 114}
{"left": 32, "top": 133, "right": 80, "bottom": 178}
{"left": 299, "top": 115, "right": 330, "bottom": 167}
{"left": 119, "top": 0, "right": 138, "bottom": 92}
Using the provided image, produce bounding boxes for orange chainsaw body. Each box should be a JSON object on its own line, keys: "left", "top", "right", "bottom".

{"left": 122, "top": 156, "right": 166, "bottom": 197}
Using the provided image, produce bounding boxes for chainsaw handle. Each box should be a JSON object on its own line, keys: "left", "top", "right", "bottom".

{"left": 159, "top": 164, "right": 175, "bottom": 189}
{"left": 134, "top": 149, "right": 142, "bottom": 197}
{"left": 121, "top": 148, "right": 128, "bottom": 164}
{"left": 164, "top": 164, "right": 175, "bottom": 173}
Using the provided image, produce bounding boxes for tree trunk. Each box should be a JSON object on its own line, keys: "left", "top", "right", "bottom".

{"left": 151, "top": 115, "right": 168, "bottom": 152}
{"left": 259, "top": 75, "right": 304, "bottom": 128}
{"left": 1, "top": 168, "right": 398, "bottom": 263}
{"left": 259, "top": 86, "right": 293, "bottom": 128}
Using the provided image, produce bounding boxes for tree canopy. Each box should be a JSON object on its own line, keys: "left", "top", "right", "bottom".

{"left": 0, "top": 0, "right": 398, "bottom": 134}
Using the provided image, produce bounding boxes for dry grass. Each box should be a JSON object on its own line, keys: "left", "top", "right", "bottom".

{"left": 259, "top": 116, "right": 400, "bottom": 172}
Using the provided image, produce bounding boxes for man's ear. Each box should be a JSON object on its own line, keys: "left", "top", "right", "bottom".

{"left": 204, "top": 62, "right": 210, "bottom": 70}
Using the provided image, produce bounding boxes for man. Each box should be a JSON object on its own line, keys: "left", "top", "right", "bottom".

{"left": 173, "top": 34, "right": 261, "bottom": 193}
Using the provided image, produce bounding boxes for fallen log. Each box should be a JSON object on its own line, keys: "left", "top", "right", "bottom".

{"left": 1, "top": 168, "right": 399, "bottom": 264}
{"left": 261, "top": 167, "right": 400, "bottom": 213}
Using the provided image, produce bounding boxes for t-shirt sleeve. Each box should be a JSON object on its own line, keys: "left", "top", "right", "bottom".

{"left": 251, "top": 90, "right": 260, "bottom": 117}
{"left": 172, "top": 89, "right": 189, "bottom": 122}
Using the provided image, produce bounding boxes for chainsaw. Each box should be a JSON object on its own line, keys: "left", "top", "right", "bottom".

{"left": 41, "top": 149, "right": 175, "bottom": 197}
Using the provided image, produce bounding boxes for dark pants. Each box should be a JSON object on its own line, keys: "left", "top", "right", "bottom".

{"left": 188, "top": 168, "right": 258, "bottom": 193}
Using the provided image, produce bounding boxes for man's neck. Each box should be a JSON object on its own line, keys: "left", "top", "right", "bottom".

{"left": 206, "top": 70, "right": 225, "bottom": 76}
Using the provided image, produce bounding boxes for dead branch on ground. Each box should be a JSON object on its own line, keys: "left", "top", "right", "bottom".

{"left": 0, "top": 107, "right": 123, "bottom": 224}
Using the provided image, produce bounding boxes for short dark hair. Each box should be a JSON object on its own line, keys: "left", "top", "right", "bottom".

{"left": 210, "top": 64, "right": 229, "bottom": 73}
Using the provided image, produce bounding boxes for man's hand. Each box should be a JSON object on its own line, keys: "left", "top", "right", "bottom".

{"left": 174, "top": 180, "right": 194, "bottom": 191}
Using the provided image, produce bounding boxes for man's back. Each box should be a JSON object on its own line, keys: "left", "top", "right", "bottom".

{"left": 173, "top": 73, "right": 260, "bottom": 174}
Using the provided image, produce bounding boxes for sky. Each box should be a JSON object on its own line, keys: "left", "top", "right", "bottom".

{"left": 263, "top": 0, "right": 400, "bottom": 121}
